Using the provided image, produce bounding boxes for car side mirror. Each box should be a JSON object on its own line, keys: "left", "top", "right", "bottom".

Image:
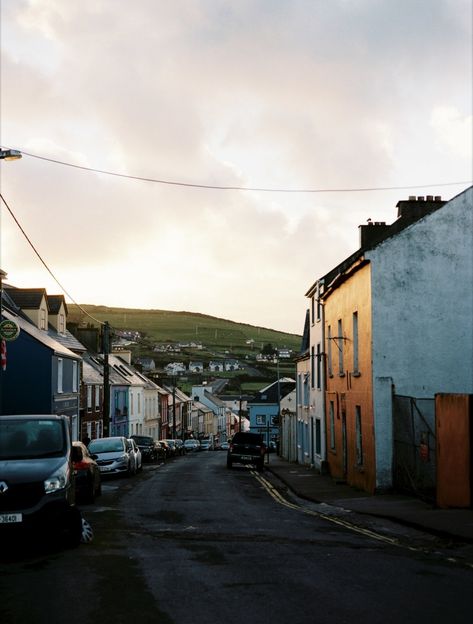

{"left": 90, "top": 454, "right": 98, "bottom": 460}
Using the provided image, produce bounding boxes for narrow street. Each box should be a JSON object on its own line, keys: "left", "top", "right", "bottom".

{"left": 1, "top": 453, "right": 472, "bottom": 624}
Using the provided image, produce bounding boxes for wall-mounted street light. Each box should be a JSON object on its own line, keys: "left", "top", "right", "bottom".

{"left": 0, "top": 149, "right": 22, "bottom": 161}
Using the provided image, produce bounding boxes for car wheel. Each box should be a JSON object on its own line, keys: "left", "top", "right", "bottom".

{"left": 226, "top": 458, "right": 233, "bottom": 469}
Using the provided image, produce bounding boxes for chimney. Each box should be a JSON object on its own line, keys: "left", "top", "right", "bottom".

{"left": 396, "top": 195, "right": 446, "bottom": 221}
{"left": 359, "top": 221, "right": 390, "bottom": 248}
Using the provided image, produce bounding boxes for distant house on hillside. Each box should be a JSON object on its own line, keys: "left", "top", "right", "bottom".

{"left": 189, "top": 361, "right": 204, "bottom": 373}
{"left": 165, "top": 362, "right": 186, "bottom": 375}
{"left": 135, "top": 357, "right": 156, "bottom": 371}
{"left": 209, "top": 361, "right": 224, "bottom": 372}
{"left": 224, "top": 359, "right": 240, "bottom": 371}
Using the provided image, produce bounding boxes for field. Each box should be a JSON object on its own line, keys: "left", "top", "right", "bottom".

{"left": 68, "top": 305, "right": 301, "bottom": 351}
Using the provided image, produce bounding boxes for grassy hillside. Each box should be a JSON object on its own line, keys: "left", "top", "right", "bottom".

{"left": 68, "top": 305, "right": 302, "bottom": 351}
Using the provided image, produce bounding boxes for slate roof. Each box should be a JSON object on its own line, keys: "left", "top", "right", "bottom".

{"left": 3, "top": 287, "right": 48, "bottom": 310}
{"left": 47, "top": 294, "right": 68, "bottom": 315}
{"left": 248, "top": 380, "right": 296, "bottom": 405}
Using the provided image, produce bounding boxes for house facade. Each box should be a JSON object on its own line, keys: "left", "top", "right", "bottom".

{"left": 321, "top": 188, "right": 473, "bottom": 493}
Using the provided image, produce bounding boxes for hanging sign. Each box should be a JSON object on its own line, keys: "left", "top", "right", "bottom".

{"left": 0, "top": 319, "right": 20, "bottom": 341}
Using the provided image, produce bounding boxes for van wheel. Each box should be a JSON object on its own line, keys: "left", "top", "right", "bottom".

{"left": 63, "top": 507, "right": 83, "bottom": 548}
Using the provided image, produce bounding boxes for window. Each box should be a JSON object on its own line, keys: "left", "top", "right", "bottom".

{"left": 338, "top": 319, "right": 344, "bottom": 375}
{"left": 297, "top": 374, "right": 303, "bottom": 405}
{"left": 57, "top": 358, "right": 63, "bottom": 393}
{"left": 256, "top": 415, "right": 267, "bottom": 425}
{"left": 40, "top": 307, "right": 47, "bottom": 330}
{"left": 327, "top": 326, "right": 333, "bottom": 376}
{"left": 355, "top": 405, "right": 363, "bottom": 465}
{"left": 353, "top": 311, "right": 359, "bottom": 375}
{"left": 87, "top": 386, "right": 92, "bottom": 412}
{"left": 311, "top": 296, "right": 315, "bottom": 324}
{"left": 311, "top": 346, "right": 315, "bottom": 388}
{"left": 59, "top": 313, "right": 66, "bottom": 334}
{"left": 95, "top": 385, "right": 100, "bottom": 409}
{"left": 316, "top": 343, "right": 321, "bottom": 390}
{"left": 303, "top": 374, "right": 310, "bottom": 406}
{"left": 315, "top": 418, "right": 321, "bottom": 455}
{"left": 329, "top": 401, "right": 335, "bottom": 450}
{"left": 72, "top": 361, "right": 78, "bottom": 393}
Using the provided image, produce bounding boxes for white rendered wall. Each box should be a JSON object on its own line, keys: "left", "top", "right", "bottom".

{"left": 367, "top": 186, "right": 473, "bottom": 398}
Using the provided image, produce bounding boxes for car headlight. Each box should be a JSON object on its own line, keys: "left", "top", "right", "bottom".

{"left": 44, "top": 462, "right": 70, "bottom": 493}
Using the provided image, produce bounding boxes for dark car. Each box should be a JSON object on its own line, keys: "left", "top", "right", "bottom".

{"left": 130, "top": 435, "right": 159, "bottom": 463}
{"left": 226, "top": 432, "right": 266, "bottom": 471}
{"left": 0, "top": 414, "right": 83, "bottom": 547}
{"left": 72, "top": 441, "right": 102, "bottom": 503}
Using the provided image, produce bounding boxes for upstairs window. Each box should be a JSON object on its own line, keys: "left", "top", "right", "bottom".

{"left": 72, "top": 361, "right": 78, "bottom": 393}
{"left": 327, "top": 326, "right": 333, "bottom": 376}
{"left": 57, "top": 358, "right": 63, "bottom": 393}
{"left": 316, "top": 343, "right": 321, "bottom": 390}
{"left": 338, "top": 319, "right": 344, "bottom": 376}
{"left": 353, "top": 311, "right": 359, "bottom": 375}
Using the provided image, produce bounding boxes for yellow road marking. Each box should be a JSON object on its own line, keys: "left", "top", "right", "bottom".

{"left": 251, "top": 471, "right": 473, "bottom": 569}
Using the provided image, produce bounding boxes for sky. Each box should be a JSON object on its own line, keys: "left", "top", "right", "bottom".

{"left": 0, "top": 0, "right": 471, "bottom": 334}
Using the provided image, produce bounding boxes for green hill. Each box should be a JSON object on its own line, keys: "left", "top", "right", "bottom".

{"left": 68, "top": 304, "right": 302, "bottom": 352}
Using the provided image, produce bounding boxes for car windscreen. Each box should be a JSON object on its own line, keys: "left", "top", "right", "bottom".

{"left": 232, "top": 433, "right": 264, "bottom": 444}
{"left": 0, "top": 419, "right": 66, "bottom": 459}
{"left": 88, "top": 439, "right": 124, "bottom": 453}
{"left": 132, "top": 436, "right": 153, "bottom": 445}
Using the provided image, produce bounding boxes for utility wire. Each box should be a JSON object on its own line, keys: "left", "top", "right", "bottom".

{"left": 16, "top": 150, "right": 472, "bottom": 193}
{"left": 0, "top": 192, "right": 105, "bottom": 327}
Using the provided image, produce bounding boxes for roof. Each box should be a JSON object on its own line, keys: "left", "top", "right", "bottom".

{"left": 248, "top": 380, "right": 296, "bottom": 405}
{"left": 3, "top": 287, "right": 48, "bottom": 310}
{"left": 47, "top": 294, "right": 68, "bottom": 315}
{"left": 2, "top": 309, "right": 81, "bottom": 359}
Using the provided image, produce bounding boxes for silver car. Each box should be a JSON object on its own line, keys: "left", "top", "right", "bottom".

{"left": 127, "top": 438, "right": 142, "bottom": 472}
{"left": 88, "top": 436, "right": 134, "bottom": 476}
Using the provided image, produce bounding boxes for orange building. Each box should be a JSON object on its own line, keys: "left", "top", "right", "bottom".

{"left": 322, "top": 260, "right": 376, "bottom": 493}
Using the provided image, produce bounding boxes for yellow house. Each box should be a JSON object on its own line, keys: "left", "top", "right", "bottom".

{"left": 322, "top": 259, "right": 376, "bottom": 493}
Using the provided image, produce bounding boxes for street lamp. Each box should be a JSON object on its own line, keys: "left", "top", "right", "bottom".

{"left": 0, "top": 149, "right": 22, "bottom": 161}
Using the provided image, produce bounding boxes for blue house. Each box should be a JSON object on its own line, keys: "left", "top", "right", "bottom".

{"left": 247, "top": 379, "right": 296, "bottom": 447}
{"left": 1, "top": 305, "right": 82, "bottom": 437}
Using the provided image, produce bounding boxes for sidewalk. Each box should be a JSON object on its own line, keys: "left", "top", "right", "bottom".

{"left": 265, "top": 455, "right": 473, "bottom": 542}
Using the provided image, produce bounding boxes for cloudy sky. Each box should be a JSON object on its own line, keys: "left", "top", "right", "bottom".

{"left": 0, "top": 0, "right": 471, "bottom": 334}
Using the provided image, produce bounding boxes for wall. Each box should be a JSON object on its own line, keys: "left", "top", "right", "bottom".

{"left": 309, "top": 282, "right": 327, "bottom": 469}
{"left": 324, "top": 263, "right": 376, "bottom": 492}
{"left": 368, "top": 187, "right": 473, "bottom": 398}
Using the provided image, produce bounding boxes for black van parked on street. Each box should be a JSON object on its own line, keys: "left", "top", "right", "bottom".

{"left": 0, "top": 414, "right": 83, "bottom": 547}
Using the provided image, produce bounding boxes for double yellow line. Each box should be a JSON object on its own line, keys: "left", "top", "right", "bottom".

{"left": 251, "top": 470, "right": 473, "bottom": 570}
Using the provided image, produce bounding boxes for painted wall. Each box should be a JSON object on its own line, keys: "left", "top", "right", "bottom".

{"left": 324, "top": 263, "right": 376, "bottom": 492}
{"left": 367, "top": 187, "right": 473, "bottom": 398}
{"left": 308, "top": 282, "right": 327, "bottom": 469}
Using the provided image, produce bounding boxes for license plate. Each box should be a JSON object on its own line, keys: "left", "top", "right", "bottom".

{"left": 241, "top": 455, "right": 253, "bottom": 460}
{"left": 101, "top": 466, "right": 112, "bottom": 472}
{"left": 0, "top": 513, "right": 23, "bottom": 524}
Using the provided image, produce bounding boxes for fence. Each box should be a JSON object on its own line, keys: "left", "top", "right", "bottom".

{"left": 393, "top": 395, "right": 436, "bottom": 500}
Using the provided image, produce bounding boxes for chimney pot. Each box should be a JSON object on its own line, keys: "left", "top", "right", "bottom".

{"left": 435, "top": 195, "right": 442, "bottom": 201}
{"left": 417, "top": 196, "right": 425, "bottom": 201}
{"left": 408, "top": 195, "right": 416, "bottom": 200}
{"left": 426, "top": 195, "right": 433, "bottom": 201}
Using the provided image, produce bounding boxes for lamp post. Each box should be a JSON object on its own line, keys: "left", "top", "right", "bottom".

{"left": 0, "top": 149, "right": 22, "bottom": 161}
{"left": 0, "top": 149, "right": 22, "bottom": 415}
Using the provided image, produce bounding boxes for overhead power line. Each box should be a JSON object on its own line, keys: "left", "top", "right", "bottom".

{"left": 0, "top": 192, "right": 105, "bottom": 327}
{"left": 15, "top": 149, "right": 472, "bottom": 194}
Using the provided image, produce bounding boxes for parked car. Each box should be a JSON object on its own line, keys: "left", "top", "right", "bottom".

{"left": 154, "top": 441, "right": 168, "bottom": 461}
{"left": 130, "top": 435, "right": 158, "bottom": 463}
{"left": 72, "top": 441, "right": 102, "bottom": 504}
{"left": 0, "top": 414, "right": 83, "bottom": 547}
{"left": 158, "top": 440, "right": 172, "bottom": 458}
{"left": 88, "top": 436, "right": 134, "bottom": 476}
{"left": 127, "top": 438, "right": 142, "bottom": 472}
{"left": 227, "top": 432, "right": 266, "bottom": 471}
{"left": 219, "top": 441, "right": 230, "bottom": 451}
{"left": 174, "top": 439, "right": 185, "bottom": 455}
{"left": 183, "top": 439, "right": 200, "bottom": 452}
{"left": 199, "top": 439, "right": 213, "bottom": 451}
{"left": 162, "top": 440, "right": 178, "bottom": 456}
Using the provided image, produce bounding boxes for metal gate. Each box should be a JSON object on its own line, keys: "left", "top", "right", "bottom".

{"left": 393, "top": 395, "right": 436, "bottom": 500}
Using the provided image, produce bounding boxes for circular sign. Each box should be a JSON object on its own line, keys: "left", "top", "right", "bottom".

{"left": 0, "top": 319, "right": 20, "bottom": 341}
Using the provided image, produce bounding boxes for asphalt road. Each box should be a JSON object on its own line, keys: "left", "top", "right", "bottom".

{"left": 1, "top": 452, "right": 472, "bottom": 624}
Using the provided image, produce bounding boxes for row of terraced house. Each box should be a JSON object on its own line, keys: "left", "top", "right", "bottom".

{"left": 0, "top": 284, "right": 246, "bottom": 444}
{"left": 283, "top": 187, "right": 473, "bottom": 506}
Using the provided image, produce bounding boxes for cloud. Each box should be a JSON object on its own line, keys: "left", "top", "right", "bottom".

{"left": 1, "top": 0, "right": 471, "bottom": 333}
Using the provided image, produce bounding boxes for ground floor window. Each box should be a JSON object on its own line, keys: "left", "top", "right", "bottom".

{"left": 329, "top": 401, "right": 336, "bottom": 450}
